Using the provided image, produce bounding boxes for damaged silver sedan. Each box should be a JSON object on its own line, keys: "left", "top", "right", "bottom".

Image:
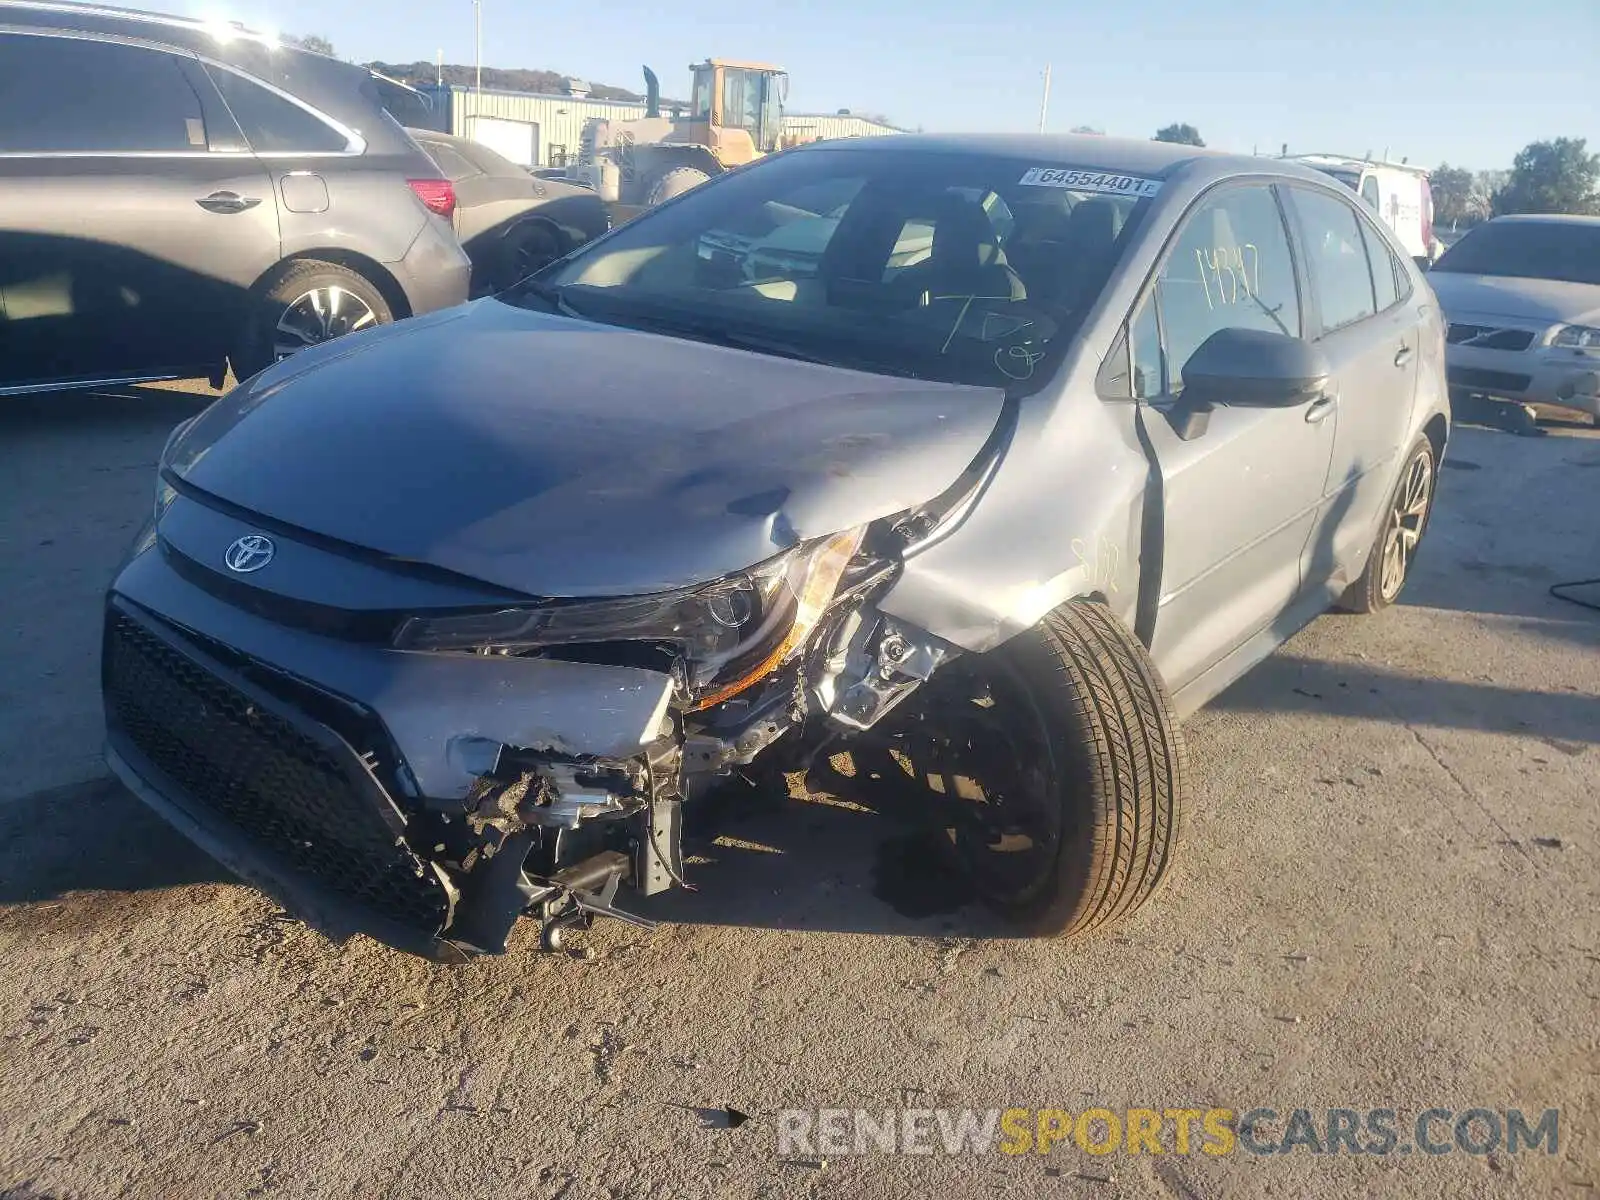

{"left": 102, "top": 134, "right": 1450, "bottom": 958}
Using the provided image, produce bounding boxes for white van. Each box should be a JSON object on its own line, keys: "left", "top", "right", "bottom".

{"left": 1289, "top": 155, "right": 1442, "bottom": 264}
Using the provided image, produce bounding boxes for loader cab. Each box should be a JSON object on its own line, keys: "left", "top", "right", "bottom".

{"left": 689, "top": 60, "right": 788, "bottom": 158}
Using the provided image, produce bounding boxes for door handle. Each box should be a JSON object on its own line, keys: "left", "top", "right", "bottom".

{"left": 1393, "top": 345, "right": 1414, "bottom": 368}
{"left": 195, "top": 191, "right": 262, "bottom": 214}
{"left": 1304, "top": 393, "right": 1337, "bottom": 424}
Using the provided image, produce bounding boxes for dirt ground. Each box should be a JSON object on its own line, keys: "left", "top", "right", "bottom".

{"left": 0, "top": 386, "right": 1596, "bottom": 1199}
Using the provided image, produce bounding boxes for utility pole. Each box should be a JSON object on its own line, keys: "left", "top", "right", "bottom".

{"left": 435, "top": 48, "right": 442, "bottom": 87}
{"left": 1038, "top": 63, "right": 1051, "bottom": 134}
{"left": 473, "top": 0, "right": 483, "bottom": 101}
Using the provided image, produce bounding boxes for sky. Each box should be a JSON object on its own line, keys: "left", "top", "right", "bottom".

{"left": 190, "top": 0, "right": 1597, "bottom": 170}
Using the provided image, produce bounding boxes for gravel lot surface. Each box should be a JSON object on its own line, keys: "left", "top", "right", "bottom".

{"left": 1, "top": 386, "right": 1596, "bottom": 1199}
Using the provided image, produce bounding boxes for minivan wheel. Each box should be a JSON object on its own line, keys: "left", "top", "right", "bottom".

{"left": 889, "top": 600, "right": 1187, "bottom": 937}
{"left": 1338, "top": 434, "right": 1437, "bottom": 614}
{"left": 236, "top": 260, "right": 394, "bottom": 378}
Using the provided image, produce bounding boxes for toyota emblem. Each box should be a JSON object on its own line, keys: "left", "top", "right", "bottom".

{"left": 224, "top": 534, "right": 275, "bottom": 573}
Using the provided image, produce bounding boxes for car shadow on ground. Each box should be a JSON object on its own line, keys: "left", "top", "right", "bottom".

{"left": 641, "top": 748, "right": 1021, "bottom": 939}
{"left": 0, "top": 776, "right": 228, "bottom": 910}
{"left": 0, "top": 381, "right": 218, "bottom": 434}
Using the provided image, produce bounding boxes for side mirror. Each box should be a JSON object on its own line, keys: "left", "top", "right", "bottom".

{"left": 1180, "top": 327, "right": 1331, "bottom": 410}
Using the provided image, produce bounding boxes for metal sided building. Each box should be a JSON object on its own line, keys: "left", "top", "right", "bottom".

{"left": 414, "top": 83, "right": 899, "bottom": 169}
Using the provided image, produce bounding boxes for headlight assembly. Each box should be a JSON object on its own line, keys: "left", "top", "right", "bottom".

{"left": 1552, "top": 325, "right": 1600, "bottom": 350}
{"left": 393, "top": 528, "right": 866, "bottom": 711}
{"left": 152, "top": 417, "right": 194, "bottom": 524}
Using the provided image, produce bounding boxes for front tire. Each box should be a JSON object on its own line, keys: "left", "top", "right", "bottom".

{"left": 235, "top": 260, "right": 393, "bottom": 379}
{"left": 895, "top": 600, "right": 1187, "bottom": 937}
{"left": 645, "top": 165, "right": 711, "bottom": 206}
{"left": 1338, "top": 433, "right": 1437, "bottom": 614}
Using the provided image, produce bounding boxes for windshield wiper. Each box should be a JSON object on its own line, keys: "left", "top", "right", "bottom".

{"left": 505, "top": 277, "right": 586, "bottom": 317}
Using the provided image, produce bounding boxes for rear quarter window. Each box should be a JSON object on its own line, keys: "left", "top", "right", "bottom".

{"left": 204, "top": 65, "right": 349, "bottom": 153}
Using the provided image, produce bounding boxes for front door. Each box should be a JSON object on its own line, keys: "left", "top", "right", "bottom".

{"left": 0, "top": 32, "right": 279, "bottom": 388}
{"left": 1131, "top": 183, "right": 1336, "bottom": 694}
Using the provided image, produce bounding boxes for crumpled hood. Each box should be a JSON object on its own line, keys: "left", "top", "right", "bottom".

{"left": 1428, "top": 271, "right": 1600, "bottom": 327}
{"left": 169, "top": 299, "right": 1008, "bottom": 597}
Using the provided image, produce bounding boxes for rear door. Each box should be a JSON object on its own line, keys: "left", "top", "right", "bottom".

{"left": 1283, "top": 184, "right": 1420, "bottom": 598}
{"left": 0, "top": 30, "right": 280, "bottom": 388}
{"left": 1133, "top": 182, "right": 1337, "bottom": 694}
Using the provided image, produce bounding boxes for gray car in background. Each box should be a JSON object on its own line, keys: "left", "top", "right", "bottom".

{"left": 0, "top": 1, "right": 470, "bottom": 394}
{"left": 409, "top": 128, "right": 611, "bottom": 295}
{"left": 1429, "top": 214, "right": 1600, "bottom": 421}
{"left": 102, "top": 135, "right": 1449, "bottom": 960}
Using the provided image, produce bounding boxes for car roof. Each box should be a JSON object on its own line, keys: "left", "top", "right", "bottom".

{"left": 1, "top": 0, "right": 287, "bottom": 51}
{"left": 1289, "top": 154, "right": 1430, "bottom": 177}
{"left": 0, "top": 0, "right": 425, "bottom": 155}
{"left": 810, "top": 132, "right": 1335, "bottom": 186}
{"left": 1486, "top": 213, "right": 1600, "bottom": 227}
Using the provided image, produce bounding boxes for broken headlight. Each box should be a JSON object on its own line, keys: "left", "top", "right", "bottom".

{"left": 392, "top": 528, "right": 865, "bottom": 710}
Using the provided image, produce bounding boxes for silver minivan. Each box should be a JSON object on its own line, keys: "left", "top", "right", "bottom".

{"left": 0, "top": 1, "right": 470, "bottom": 394}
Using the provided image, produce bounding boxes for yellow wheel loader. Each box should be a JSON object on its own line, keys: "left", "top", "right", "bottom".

{"left": 579, "top": 59, "right": 805, "bottom": 212}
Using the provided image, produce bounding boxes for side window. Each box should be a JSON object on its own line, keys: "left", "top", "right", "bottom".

{"left": 1153, "top": 184, "right": 1301, "bottom": 391}
{"left": 0, "top": 34, "right": 206, "bottom": 153}
{"left": 1129, "top": 296, "right": 1163, "bottom": 399}
{"left": 1360, "top": 176, "right": 1381, "bottom": 212}
{"left": 1358, "top": 216, "right": 1399, "bottom": 311}
{"left": 1292, "top": 187, "right": 1377, "bottom": 334}
{"left": 205, "top": 66, "right": 348, "bottom": 153}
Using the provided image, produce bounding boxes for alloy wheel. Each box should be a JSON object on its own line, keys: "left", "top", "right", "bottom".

{"left": 887, "top": 659, "right": 1062, "bottom": 905}
{"left": 274, "top": 286, "right": 378, "bottom": 361}
{"left": 1379, "top": 450, "right": 1433, "bottom": 601}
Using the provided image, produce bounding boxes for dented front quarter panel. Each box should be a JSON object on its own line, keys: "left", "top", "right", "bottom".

{"left": 877, "top": 367, "right": 1151, "bottom": 654}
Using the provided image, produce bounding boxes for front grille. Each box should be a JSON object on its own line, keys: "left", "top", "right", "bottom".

{"left": 1448, "top": 366, "right": 1533, "bottom": 394}
{"left": 104, "top": 610, "right": 449, "bottom": 933}
{"left": 1447, "top": 323, "right": 1536, "bottom": 352}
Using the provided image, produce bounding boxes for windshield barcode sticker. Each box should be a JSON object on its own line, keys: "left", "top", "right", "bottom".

{"left": 1018, "top": 168, "right": 1162, "bottom": 197}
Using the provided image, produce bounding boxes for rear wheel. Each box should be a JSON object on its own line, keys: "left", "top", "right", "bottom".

{"left": 887, "top": 600, "right": 1187, "bottom": 937}
{"left": 1339, "top": 433, "right": 1437, "bottom": 614}
{"left": 645, "top": 165, "right": 711, "bottom": 206}
{"left": 235, "top": 260, "right": 393, "bottom": 379}
{"left": 492, "top": 220, "right": 565, "bottom": 292}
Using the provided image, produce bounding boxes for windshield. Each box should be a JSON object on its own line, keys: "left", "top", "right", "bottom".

{"left": 531, "top": 147, "right": 1155, "bottom": 394}
{"left": 1432, "top": 220, "right": 1600, "bottom": 286}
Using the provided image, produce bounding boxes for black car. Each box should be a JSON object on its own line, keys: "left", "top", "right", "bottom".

{"left": 409, "top": 128, "right": 611, "bottom": 294}
{"left": 0, "top": 2, "right": 470, "bottom": 393}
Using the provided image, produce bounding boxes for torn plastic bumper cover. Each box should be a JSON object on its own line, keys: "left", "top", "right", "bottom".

{"left": 101, "top": 593, "right": 678, "bottom": 958}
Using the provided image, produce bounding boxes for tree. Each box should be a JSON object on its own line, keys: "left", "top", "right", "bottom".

{"left": 1471, "top": 170, "right": 1506, "bottom": 222}
{"left": 1493, "top": 137, "right": 1600, "bottom": 216}
{"left": 1070, "top": 125, "right": 1104, "bottom": 136}
{"left": 284, "top": 33, "right": 336, "bottom": 56}
{"left": 1430, "top": 163, "right": 1475, "bottom": 227}
{"left": 1154, "top": 122, "right": 1204, "bottom": 147}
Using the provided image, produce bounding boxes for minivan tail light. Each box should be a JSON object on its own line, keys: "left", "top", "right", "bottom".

{"left": 407, "top": 178, "right": 456, "bottom": 220}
